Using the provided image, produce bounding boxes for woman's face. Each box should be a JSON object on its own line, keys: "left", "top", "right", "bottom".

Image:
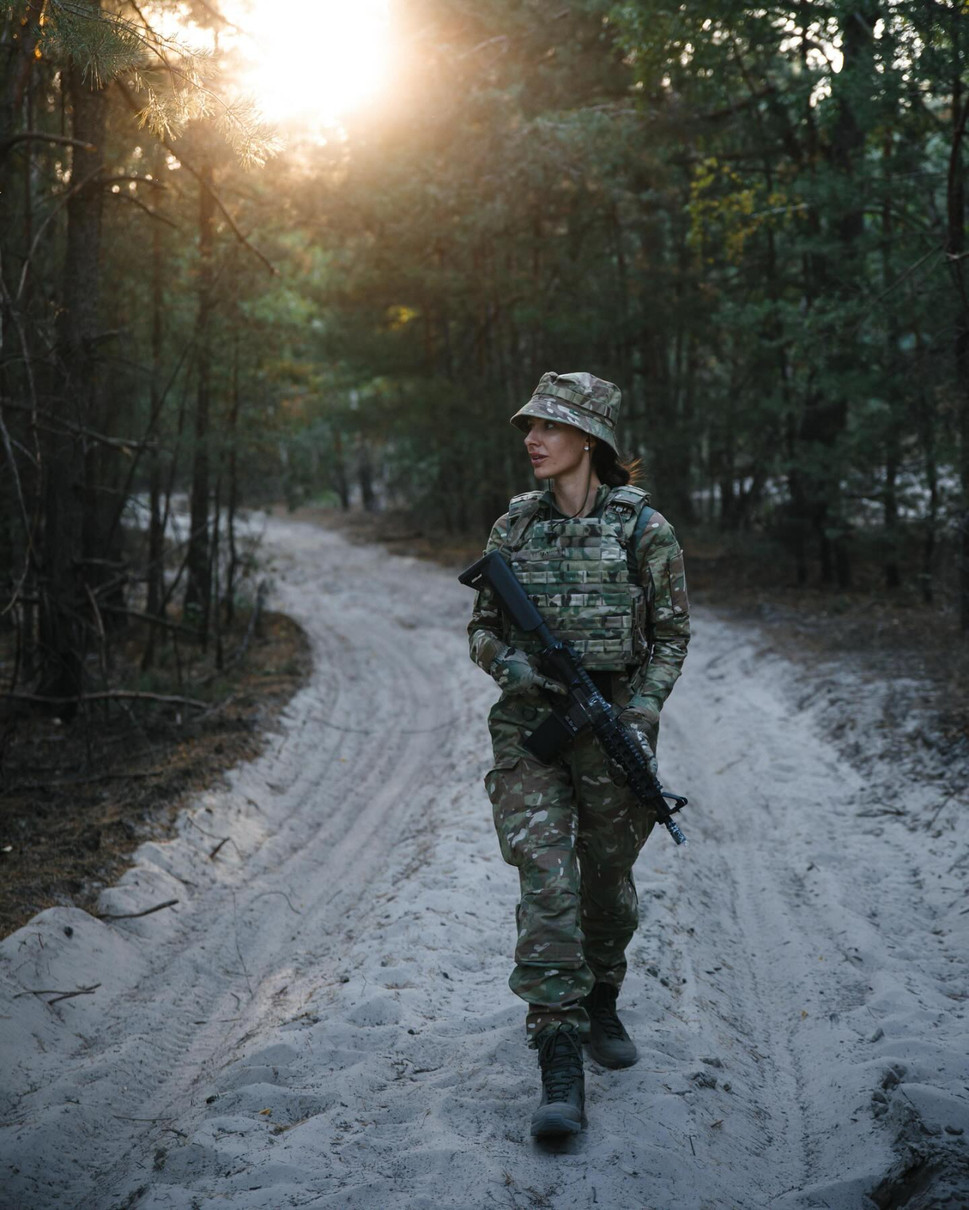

{"left": 523, "top": 417, "right": 591, "bottom": 481}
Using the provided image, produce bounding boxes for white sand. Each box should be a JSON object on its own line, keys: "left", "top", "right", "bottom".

{"left": 1, "top": 516, "right": 967, "bottom": 1210}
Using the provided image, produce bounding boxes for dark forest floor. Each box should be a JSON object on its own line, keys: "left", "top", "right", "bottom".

{"left": 0, "top": 609, "right": 311, "bottom": 938}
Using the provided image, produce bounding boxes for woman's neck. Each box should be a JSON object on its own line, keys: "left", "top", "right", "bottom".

{"left": 552, "top": 468, "right": 602, "bottom": 518}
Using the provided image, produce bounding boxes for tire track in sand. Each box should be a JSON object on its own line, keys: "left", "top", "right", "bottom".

{"left": 0, "top": 520, "right": 479, "bottom": 1209}
{"left": 3, "top": 518, "right": 966, "bottom": 1210}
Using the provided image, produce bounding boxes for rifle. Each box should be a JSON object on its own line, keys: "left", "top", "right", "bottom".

{"left": 459, "top": 549, "right": 688, "bottom": 846}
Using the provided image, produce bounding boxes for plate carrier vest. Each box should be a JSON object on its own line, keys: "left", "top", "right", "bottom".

{"left": 499, "top": 485, "right": 655, "bottom": 671}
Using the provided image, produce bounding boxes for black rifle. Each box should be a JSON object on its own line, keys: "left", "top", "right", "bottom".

{"left": 459, "top": 549, "right": 688, "bottom": 845}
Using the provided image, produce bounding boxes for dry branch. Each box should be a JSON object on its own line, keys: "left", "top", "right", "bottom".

{"left": 108, "top": 189, "right": 180, "bottom": 230}
{"left": 4, "top": 690, "right": 209, "bottom": 709}
{"left": 97, "top": 898, "right": 179, "bottom": 921}
{"left": 15, "top": 983, "right": 101, "bottom": 1003}
{"left": 248, "top": 889, "right": 302, "bottom": 915}
{"left": 0, "top": 132, "right": 96, "bottom": 159}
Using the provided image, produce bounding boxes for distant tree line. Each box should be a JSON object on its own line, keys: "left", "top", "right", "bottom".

{"left": 2, "top": 0, "right": 969, "bottom": 716}
{"left": 300, "top": 0, "right": 969, "bottom": 617}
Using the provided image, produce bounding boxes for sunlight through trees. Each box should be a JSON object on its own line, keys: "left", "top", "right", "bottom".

{"left": 2, "top": 0, "right": 969, "bottom": 712}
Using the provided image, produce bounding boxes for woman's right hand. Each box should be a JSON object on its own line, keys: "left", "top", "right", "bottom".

{"left": 623, "top": 706, "right": 660, "bottom": 779}
{"left": 492, "top": 648, "right": 567, "bottom": 696}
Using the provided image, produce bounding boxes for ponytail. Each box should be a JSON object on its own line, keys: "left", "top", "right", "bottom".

{"left": 592, "top": 443, "right": 643, "bottom": 488}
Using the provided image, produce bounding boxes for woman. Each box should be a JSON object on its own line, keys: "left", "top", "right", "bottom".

{"left": 467, "top": 371, "right": 690, "bottom": 1139}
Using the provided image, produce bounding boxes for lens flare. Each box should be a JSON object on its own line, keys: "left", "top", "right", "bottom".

{"left": 237, "top": 0, "right": 391, "bottom": 126}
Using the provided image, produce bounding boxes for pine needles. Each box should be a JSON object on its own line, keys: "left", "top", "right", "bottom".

{"left": 22, "top": 0, "right": 280, "bottom": 168}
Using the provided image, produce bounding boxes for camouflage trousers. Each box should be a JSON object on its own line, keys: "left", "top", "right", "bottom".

{"left": 485, "top": 686, "right": 657, "bottom": 1043}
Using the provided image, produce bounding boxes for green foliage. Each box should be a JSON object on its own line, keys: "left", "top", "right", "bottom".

{"left": 19, "top": 0, "right": 279, "bottom": 165}
{"left": 2, "top": 0, "right": 968, "bottom": 664}
{"left": 43, "top": 1, "right": 146, "bottom": 85}
{"left": 277, "top": 0, "right": 968, "bottom": 600}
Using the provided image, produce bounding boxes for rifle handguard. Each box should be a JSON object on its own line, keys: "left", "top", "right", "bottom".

{"left": 461, "top": 549, "right": 688, "bottom": 845}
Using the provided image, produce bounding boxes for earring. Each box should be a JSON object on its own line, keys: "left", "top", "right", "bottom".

{"left": 584, "top": 445, "right": 590, "bottom": 451}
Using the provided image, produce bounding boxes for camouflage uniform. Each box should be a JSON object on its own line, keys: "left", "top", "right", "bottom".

{"left": 468, "top": 372, "right": 690, "bottom": 1043}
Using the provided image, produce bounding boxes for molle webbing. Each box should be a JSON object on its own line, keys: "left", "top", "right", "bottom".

{"left": 500, "top": 490, "right": 651, "bottom": 671}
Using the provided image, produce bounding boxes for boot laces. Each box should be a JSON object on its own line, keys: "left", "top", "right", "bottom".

{"left": 538, "top": 1029, "right": 582, "bottom": 1101}
{"left": 588, "top": 989, "right": 628, "bottom": 1041}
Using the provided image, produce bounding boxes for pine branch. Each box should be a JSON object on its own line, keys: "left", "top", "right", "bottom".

{"left": 0, "top": 396, "right": 162, "bottom": 450}
{"left": 0, "top": 132, "right": 96, "bottom": 160}
{"left": 115, "top": 79, "right": 277, "bottom": 276}
{"left": 123, "top": 0, "right": 280, "bottom": 166}
{"left": 32, "top": 2, "right": 279, "bottom": 167}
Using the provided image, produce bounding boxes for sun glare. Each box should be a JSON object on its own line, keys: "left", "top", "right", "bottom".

{"left": 235, "top": 0, "right": 392, "bottom": 128}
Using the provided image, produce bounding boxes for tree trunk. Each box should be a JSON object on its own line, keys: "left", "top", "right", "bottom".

{"left": 331, "top": 429, "right": 350, "bottom": 509}
{"left": 948, "top": 18, "right": 969, "bottom": 630}
{"left": 212, "top": 473, "right": 223, "bottom": 670}
{"left": 880, "top": 124, "right": 901, "bottom": 592}
{"left": 142, "top": 164, "right": 167, "bottom": 670}
{"left": 39, "top": 20, "right": 106, "bottom": 700}
{"left": 883, "top": 438, "right": 901, "bottom": 590}
{"left": 224, "top": 333, "right": 241, "bottom": 626}
{"left": 184, "top": 155, "right": 215, "bottom": 641}
{"left": 358, "top": 439, "right": 376, "bottom": 512}
{"left": 914, "top": 325, "right": 938, "bottom": 606}
{"left": 823, "top": 2, "right": 879, "bottom": 591}
{"left": 922, "top": 441, "right": 938, "bottom": 607}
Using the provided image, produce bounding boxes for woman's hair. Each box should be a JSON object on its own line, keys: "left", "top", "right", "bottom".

{"left": 592, "top": 441, "right": 643, "bottom": 487}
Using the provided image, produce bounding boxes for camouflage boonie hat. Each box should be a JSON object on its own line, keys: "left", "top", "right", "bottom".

{"left": 510, "top": 371, "right": 621, "bottom": 455}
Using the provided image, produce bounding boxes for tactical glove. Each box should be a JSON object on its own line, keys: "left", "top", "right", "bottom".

{"left": 626, "top": 694, "right": 660, "bottom": 732}
{"left": 623, "top": 702, "right": 659, "bottom": 779}
{"left": 492, "top": 648, "right": 567, "bottom": 697}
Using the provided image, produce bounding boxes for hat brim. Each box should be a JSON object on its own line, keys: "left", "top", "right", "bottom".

{"left": 510, "top": 395, "right": 618, "bottom": 456}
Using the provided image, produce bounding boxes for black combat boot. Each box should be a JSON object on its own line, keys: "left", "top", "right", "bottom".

{"left": 582, "top": 982, "right": 638, "bottom": 1068}
{"left": 530, "top": 1025, "right": 585, "bottom": 1138}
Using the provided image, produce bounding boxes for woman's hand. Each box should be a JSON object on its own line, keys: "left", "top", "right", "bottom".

{"left": 492, "top": 648, "right": 567, "bottom": 697}
{"left": 626, "top": 695, "right": 660, "bottom": 734}
{"left": 623, "top": 703, "right": 659, "bottom": 779}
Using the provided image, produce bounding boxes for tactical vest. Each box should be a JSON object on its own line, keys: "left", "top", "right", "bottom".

{"left": 499, "top": 485, "right": 654, "bottom": 671}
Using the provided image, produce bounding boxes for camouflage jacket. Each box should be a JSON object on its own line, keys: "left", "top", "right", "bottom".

{"left": 467, "top": 484, "right": 690, "bottom": 715}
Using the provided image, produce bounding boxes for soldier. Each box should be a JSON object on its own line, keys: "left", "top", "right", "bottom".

{"left": 467, "top": 371, "right": 690, "bottom": 1139}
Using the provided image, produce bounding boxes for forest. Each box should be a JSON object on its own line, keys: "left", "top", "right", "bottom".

{"left": 2, "top": 0, "right": 969, "bottom": 708}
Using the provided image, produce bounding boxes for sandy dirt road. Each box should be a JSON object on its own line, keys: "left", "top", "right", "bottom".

{"left": 1, "top": 515, "right": 967, "bottom": 1210}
